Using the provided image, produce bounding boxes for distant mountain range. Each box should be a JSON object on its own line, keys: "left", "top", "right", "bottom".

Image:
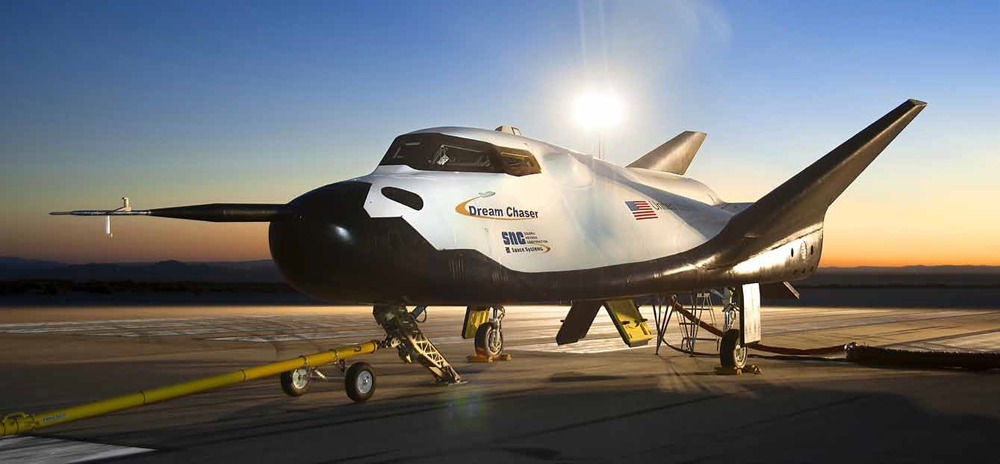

{"left": 0, "top": 257, "right": 282, "bottom": 282}
{"left": 2, "top": 257, "right": 999, "bottom": 286}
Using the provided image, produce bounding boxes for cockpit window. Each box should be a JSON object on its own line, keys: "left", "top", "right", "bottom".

{"left": 499, "top": 151, "right": 541, "bottom": 176}
{"left": 387, "top": 141, "right": 425, "bottom": 164}
{"left": 380, "top": 133, "right": 540, "bottom": 176}
{"left": 432, "top": 144, "right": 493, "bottom": 169}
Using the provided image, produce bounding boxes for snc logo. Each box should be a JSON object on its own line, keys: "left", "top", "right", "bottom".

{"left": 501, "top": 231, "right": 527, "bottom": 245}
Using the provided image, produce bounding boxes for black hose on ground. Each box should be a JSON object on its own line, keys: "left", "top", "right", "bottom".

{"left": 845, "top": 343, "right": 1000, "bottom": 370}
{"left": 667, "top": 302, "right": 845, "bottom": 356}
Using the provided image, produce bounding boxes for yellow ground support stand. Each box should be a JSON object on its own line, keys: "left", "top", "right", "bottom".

{"left": 605, "top": 299, "right": 653, "bottom": 347}
{"left": 0, "top": 340, "right": 380, "bottom": 437}
{"left": 461, "top": 305, "right": 490, "bottom": 339}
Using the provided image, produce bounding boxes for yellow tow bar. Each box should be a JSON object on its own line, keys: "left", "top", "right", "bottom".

{"left": 1, "top": 340, "right": 380, "bottom": 437}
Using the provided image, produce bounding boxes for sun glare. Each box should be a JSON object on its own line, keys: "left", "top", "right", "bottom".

{"left": 573, "top": 91, "right": 623, "bottom": 129}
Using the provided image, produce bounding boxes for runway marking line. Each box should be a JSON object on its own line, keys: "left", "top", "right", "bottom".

{"left": 0, "top": 435, "right": 154, "bottom": 463}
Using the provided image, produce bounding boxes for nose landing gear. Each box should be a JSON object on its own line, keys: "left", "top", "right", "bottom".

{"left": 468, "top": 305, "right": 512, "bottom": 362}
{"left": 474, "top": 322, "right": 504, "bottom": 357}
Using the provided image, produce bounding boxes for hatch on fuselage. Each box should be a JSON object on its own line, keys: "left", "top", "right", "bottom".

{"left": 494, "top": 125, "right": 521, "bottom": 136}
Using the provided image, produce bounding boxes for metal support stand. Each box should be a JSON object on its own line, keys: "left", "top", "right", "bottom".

{"left": 677, "top": 291, "right": 721, "bottom": 354}
{"left": 652, "top": 295, "right": 674, "bottom": 356}
{"left": 652, "top": 290, "right": 730, "bottom": 356}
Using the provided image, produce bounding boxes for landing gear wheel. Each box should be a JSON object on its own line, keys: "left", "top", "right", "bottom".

{"left": 474, "top": 322, "right": 504, "bottom": 357}
{"left": 280, "top": 367, "right": 311, "bottom": 397}
{"left": 345, "top": 362, "right": 376, "bottom": 403}
{"left": 720, "top": 329, "right": 747, "bottom": 369}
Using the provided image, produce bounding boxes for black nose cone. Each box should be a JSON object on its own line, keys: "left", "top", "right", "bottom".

{"left": 269, "top": 181, "right": 377, "bottom": 302}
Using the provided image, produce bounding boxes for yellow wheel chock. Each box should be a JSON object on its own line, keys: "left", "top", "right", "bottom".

{"left": 467, "top": 353, "right": 513, "bottom": 363}
{"left": 714, "top": 364, "right": 762, "bottom": 376}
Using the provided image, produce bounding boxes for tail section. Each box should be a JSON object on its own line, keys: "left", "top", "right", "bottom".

{"left": 627, "top": 131, "right": 706, "bottom": 175}
{"left": 710, "top": 99, "right": 926, "bottom": 267}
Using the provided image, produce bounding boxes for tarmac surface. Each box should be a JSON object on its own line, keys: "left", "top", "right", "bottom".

{"left": 2, "top": 299, "right": 1000, "bottom": 463}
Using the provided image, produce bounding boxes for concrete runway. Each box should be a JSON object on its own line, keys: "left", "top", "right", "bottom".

{"left": 2, "top": 302, "right": 999, "bottom": 463}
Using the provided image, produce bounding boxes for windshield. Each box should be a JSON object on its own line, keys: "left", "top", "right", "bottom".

{"left": 380, "top": 133, "right": 540, "bottom": 176}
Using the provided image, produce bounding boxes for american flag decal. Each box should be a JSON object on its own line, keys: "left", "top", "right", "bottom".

{"left": 625, "top": 200, "right": 657, "bottom": 220}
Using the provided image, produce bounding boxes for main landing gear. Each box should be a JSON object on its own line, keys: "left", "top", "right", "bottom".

{"left": 720, "top": 329, "right": 748, "bottom": 370}
{"left": 654, "top": 287, "right": 760, "bottom": 374}
{"left": 716, "top": 285, "right": 762, "bottom": 375}
{"left": 720, "top": 295, "right": 748, "bottom": 370}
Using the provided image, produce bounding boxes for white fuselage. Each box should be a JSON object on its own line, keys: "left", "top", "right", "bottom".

{"left": 359, "top": 127, "right": 739, "bottom": 273}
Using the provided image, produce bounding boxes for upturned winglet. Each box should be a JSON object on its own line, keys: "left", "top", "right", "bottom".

{"left": 711, "top": 99, "right": 927, "bottom": 265}
{"left": 627, "top": 131, "right": 706, "bottom": 175}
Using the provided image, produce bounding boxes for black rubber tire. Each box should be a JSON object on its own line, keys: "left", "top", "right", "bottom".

{"left": 345, "top": 362, "right": 376, "bottom": 403}
{"left": 720, "top": 329, "right": 747, "bottom": 369}
{"left": 474, "top": 322, "right": 504, "bottom": 357}
{"left": 280, "top": 368, "right": 311, "bottom": 397}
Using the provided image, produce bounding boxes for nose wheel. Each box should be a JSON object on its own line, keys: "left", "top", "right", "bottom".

{"left": 474, "top": 322, "right": 504, "bottom": 357}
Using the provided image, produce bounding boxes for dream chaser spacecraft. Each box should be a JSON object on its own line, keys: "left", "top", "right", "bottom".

{"left": 54, "top": 99, "right": 926, "bottom": 394}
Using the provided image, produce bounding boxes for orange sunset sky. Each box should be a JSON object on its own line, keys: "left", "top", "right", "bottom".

{"left": 2, "top": 2, "right": 998, "bottom": 267}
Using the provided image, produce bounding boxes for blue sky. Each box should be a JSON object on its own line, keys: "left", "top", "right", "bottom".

{"left": 2, "top": 1, "right": 998, "bottom": 264}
